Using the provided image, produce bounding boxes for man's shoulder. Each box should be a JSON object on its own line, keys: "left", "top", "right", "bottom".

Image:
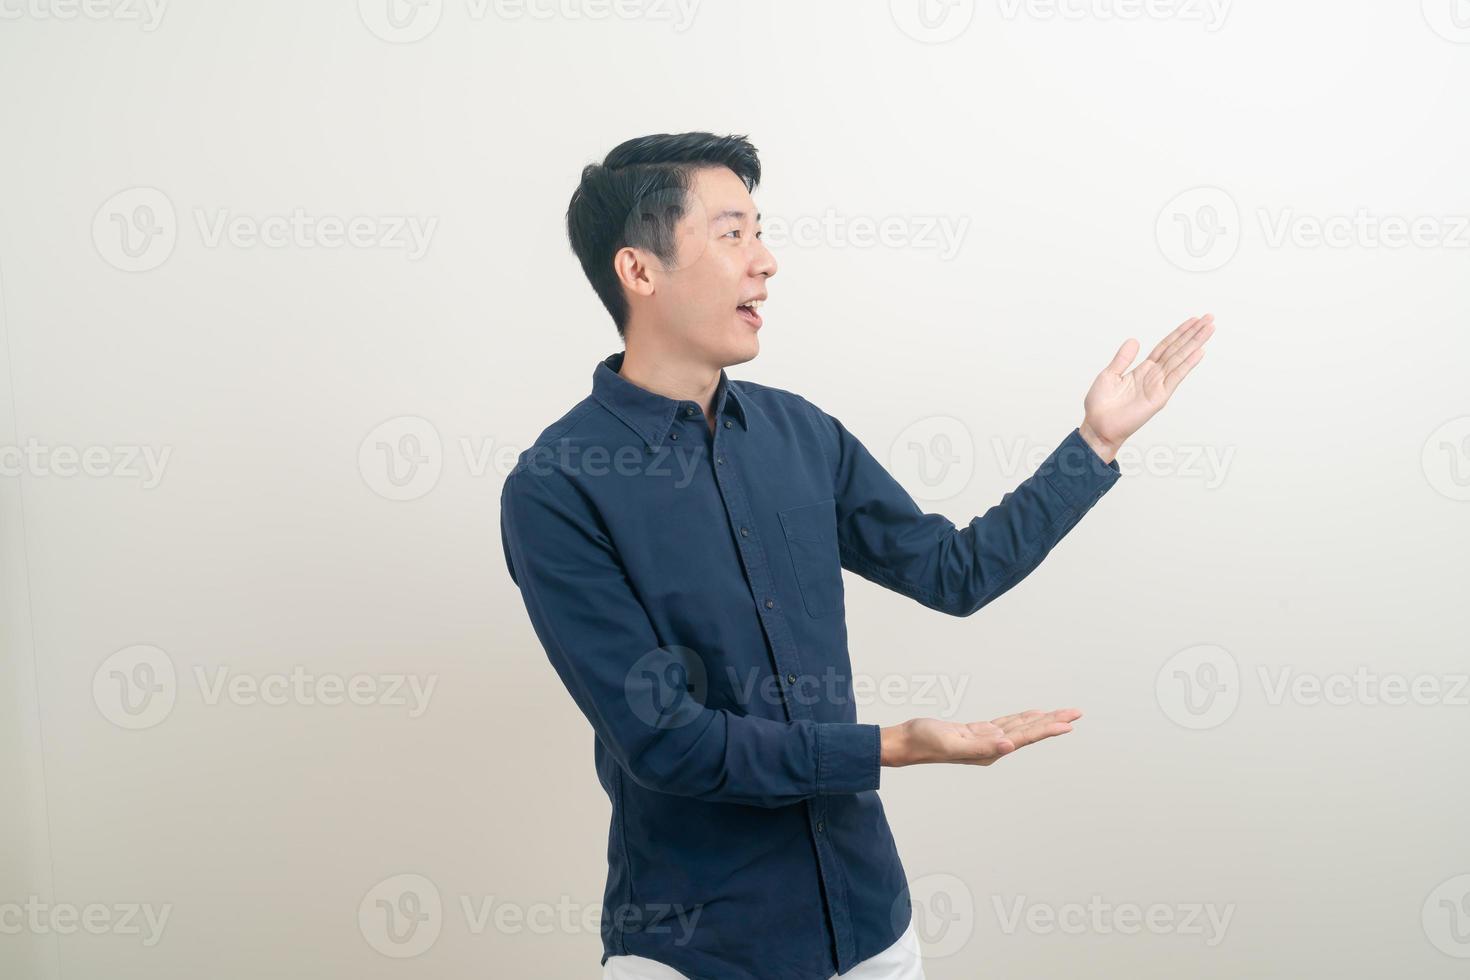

{"left": 730, "top": 377, "right": 828, "bottom": 420}
{"left": 732, "top": 379, "right": 845, "bottom": 444}
{"left": 504, "top": 395, "right": 610, "bottom": 482}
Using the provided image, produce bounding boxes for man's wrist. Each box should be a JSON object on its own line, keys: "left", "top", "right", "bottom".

{"left": 880, "top": 722, "right": 912, "bottom": 768}
{"left": 1077, "top": 420, "right": 1121, "bottom": 465}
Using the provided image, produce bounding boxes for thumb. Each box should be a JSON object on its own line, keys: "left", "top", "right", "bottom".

{"left": 1105, "top": 338, "right": 1140, "bottom": 376}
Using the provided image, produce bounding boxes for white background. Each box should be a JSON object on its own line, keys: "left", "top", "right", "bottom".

{"left": 2, "top": 1, "right": 1468, "bottom": 977}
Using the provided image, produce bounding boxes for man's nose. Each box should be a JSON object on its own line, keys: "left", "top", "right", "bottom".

{"left": 752, "top": 240, "right": 778, "bottom": 279}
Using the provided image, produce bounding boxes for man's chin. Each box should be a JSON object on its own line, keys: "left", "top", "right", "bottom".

{"left": 681, "top": 320, "right": 761, "bottom": 370}
{"left": 720, "top": 334, "right": 760, "bottom": 368}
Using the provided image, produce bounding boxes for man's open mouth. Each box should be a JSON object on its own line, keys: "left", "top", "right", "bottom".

{"left": 737, "top": 299, "right": 764, "bottom": 328}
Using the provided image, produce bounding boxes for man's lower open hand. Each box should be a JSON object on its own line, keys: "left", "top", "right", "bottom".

{"left": 880, "top": 708, "right": 1083, "bottom": 767}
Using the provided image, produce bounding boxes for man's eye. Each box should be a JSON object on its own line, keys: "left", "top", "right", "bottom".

{"left": 724, "top": 229, "right": 742, "bottom": 239}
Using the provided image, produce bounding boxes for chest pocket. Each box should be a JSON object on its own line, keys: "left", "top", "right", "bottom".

{"left": 778, "top": 497, "right": 845, "bottom": 618}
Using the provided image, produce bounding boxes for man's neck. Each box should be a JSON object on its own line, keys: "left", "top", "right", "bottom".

{"left": 618, "top": 338, "right": 723, "bottom": 427}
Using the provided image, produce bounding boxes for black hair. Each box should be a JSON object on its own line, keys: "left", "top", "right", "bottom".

{"left": 566, "top": 132, "right": 762, "bottom": 337}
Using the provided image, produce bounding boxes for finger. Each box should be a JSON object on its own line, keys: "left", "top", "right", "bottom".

{"left": 998, "top": 707, "right": 1080, "bottom": 733}
{"left": 1144, "top": 316, "right": 1201, "bottom": 366}
{"left": 1163, "top": 346, "right": 1205, "bottom": 396}
{"left": 990, "top": 708, "right": 1043, "bottom": 730}
{"left": 970, "top": 738, "right": 1017, "bottom": 765}
{"left": 1152, "top": 313, "right": 1213, "bottom": 369}
{"left": 1104, "top": 338, "right": 1140, "bottom": 377}
{"left": 1006, "top": 709, "right": 1082, "bottom": 745}
{"left": 959, "top": 724, "right": 1015, "bottom": 764}
{"left": 994, "top": 712, "right": 1046, "bottom": 737}
{"left": 1006, "top": 718, "right": 1077, "bottom": 749}
{"left": 1153, "top": 313, "right": 1212, "bottom": 369}
{"left": 1159, "top": 319, "right": 1215, "bottom": 376}
{"left": 1145, "top": 320, "right": 1210, "bottom": 387}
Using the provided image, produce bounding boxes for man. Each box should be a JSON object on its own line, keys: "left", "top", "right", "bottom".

{"left": 500, "top": 132, "right": 1215, "bottom": 979}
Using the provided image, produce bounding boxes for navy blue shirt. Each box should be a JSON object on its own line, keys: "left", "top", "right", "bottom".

{"left": 499, "top": 351, "right": 1121, "bottom": 979}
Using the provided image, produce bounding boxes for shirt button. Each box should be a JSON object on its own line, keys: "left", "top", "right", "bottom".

{"left": 685, "top": 407, "right": 696, "bottom": 416}
{"left": 716, "top": 455, "right": 725, "bottom": 465}
{"left": 786, "top": 673, "right": 797, "bottom": 684}
{"left": 670, "top": 432, "right": 678, "bottom": 440}
{"left": 815, "top": 821, "right": 824, "bottom": 833}
{"left": 723, "top": 419, "right": 732, "bottom": 428}
{"left": 739, "top": 527, "right": 749, "bottom": 537}
{"left": 765, "top": 598, "right": 775, "bottom": 609}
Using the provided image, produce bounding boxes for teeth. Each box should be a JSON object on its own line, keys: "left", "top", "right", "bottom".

{"left": 741, "top": 299, "right": 763, "bottom": 309}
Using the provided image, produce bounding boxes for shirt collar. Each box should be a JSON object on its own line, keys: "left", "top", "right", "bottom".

{"left": 591, "top": 350, "right": 749, "bottom": 450}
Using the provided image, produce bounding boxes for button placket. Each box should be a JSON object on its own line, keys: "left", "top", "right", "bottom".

{"left": 707, "top": 428, "right": 809, "bottom": 723}
{"left": 708, "top": 412, "right": 858, "bottom": 970}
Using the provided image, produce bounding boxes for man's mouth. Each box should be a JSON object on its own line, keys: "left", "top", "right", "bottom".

{"left": 736, "top": 298, "right": 764, "bottom": 329}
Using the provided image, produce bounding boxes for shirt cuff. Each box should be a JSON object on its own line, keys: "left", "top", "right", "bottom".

{"left": 816, "top": 722, "right": 882, "bottom": 795}
{"left": 1037, "top": 427, "right": 1123, "bottom": 512}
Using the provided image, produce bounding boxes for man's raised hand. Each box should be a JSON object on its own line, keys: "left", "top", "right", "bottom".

{"left": 1078, "top": 313, "right": 1217, "bottom": 463}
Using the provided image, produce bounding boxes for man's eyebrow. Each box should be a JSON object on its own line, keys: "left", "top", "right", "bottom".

{"left": 711, "top": 209, "right": 761, "bottom": 223}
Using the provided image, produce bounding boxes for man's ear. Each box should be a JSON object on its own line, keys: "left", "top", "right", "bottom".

{"left": 613, "top": 246, "right": 656, "bottom": 299}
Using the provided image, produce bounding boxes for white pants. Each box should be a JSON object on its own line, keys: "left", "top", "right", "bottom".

{"left": 602, "top": 919, "right": 925, "bottom": 980}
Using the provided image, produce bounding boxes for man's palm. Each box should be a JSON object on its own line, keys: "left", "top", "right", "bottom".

{"left": 905, "top": 708, "right": 1082, "bottom": 766}
{"left": 1083, "top": 314, "right": 1215, "bottom": 450}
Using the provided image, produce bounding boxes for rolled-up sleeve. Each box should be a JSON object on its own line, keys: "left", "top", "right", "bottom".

{"left": 806, "top": 402, "right": 1122, "bottom": 618}
{"left": 500, "top": 462, "right": 881, "bottom": 808}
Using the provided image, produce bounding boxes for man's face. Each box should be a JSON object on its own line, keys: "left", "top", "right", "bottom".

{"left": 639, "top": 165, "right": 777, "bottom": 367}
